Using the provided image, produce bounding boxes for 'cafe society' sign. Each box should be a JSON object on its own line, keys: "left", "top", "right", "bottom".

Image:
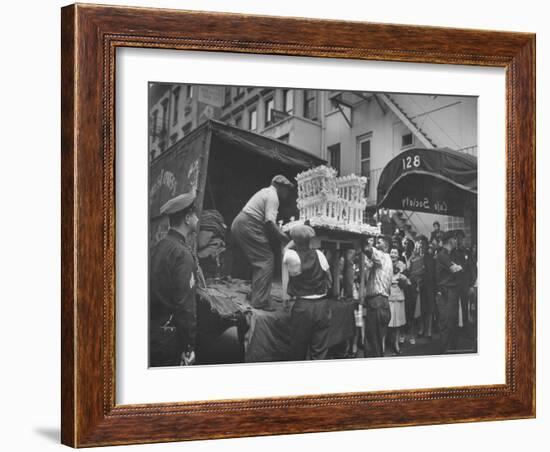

{"left": 377, "top": 148, "right": 476, "bottom": 217}
{"left": 401, "top": 196, "right": 448, "bottom": 213}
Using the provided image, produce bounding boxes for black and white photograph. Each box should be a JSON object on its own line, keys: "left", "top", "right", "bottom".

{"left": 148, "top": 83, "right": 478, "bottom": 367}
{"left": 1, "top": 0, "right": 544, "bottom": 449}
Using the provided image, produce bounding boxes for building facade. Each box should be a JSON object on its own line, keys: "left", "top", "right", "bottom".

{"left": 148, "top": 83, "right": 225, "bottom": 160}
{"left": 323, "top": 91, "right": 477, "bottom": 242}
{"left": 149, "top": 83, "right": 478, "bottom": 243}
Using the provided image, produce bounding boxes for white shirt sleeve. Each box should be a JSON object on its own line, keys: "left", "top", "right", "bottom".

{"left": 370, "top": 247, "right": 384, "bottom": 267}
{"left": 316, "top": 250, "right": 330, "bottom": 272}
{"left": 283, "top": 249, "right": 302, "bottom": 276}
{"left": 264, "top": 187, "right": 279, "bottom": 223}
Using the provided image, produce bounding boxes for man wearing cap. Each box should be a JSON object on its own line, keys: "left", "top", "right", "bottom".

{"left": 231, "top": 175, "right": 293, "bottom": 311}
{"left": 150, "top": 192, "right": 199, "bottom": 366}
{"left": 362, "top": 235, "right": 394, "bottom": 357}
{"left": 283, "top": 225, "right": 332, "bottom": 360}
{"left": 435, "top": 230, "right": 464, "bottom": 354}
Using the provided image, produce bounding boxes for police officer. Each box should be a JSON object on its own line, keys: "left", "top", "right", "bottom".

{"left": 451, "top": 229, "right": 474, "bottom": 328}
{"left": 149, "top": 192, "right": 199, "bottom": 367}
{"left": 435, "top": 230, "right": 464, "bottom": 354}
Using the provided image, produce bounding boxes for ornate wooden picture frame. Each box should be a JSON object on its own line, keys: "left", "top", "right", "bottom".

{"left": 61, "top": 3, "right": 535, "bottom": 447}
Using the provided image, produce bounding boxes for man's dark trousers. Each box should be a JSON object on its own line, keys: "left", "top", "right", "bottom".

{"left": 290, "top": 298, "right": 331, "bottom": 361}
{"left": 458, "top": 285, "right": 471, "bottom": 327}
{"left": 436, "top": 287, "right": 460, "bottom": 353}
{"left": 364, "top": 295, "right": 391, "bottom": 357}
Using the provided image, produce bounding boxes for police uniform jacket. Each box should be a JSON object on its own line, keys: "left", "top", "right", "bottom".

{"left": 451, "top": 246, "right": 473, "bottom": 287}
{"left": 435, "top": 247, "right": 461, "bottom": 290}
{"left": 150, "top": 228, "right": 198, "bottom": 350}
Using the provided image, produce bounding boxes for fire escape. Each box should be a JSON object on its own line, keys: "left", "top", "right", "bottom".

{"left": 329, "top": 91, "right": 438, "bottom": 238}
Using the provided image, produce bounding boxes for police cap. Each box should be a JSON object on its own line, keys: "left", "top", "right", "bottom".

{"left": 160, "top": 192, "right": 196, "bottom": 216}
{"left": 441, "top": 230, "right": 456, "bottom": 243}
{"left": 454, "top": 229, "right": 466, "bottom": 238}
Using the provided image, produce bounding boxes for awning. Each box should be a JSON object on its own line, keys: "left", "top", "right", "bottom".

{"left": 377, "top": 148, "right": 477, "bottom": 217}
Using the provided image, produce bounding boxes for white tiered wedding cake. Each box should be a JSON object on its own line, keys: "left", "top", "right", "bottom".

{"left": 283, "top": 165, "right": 381, "bottom": 235}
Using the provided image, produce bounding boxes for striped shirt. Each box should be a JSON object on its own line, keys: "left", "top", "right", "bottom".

{"left": 365, "top": 248, "right": 393, "bottom": 298}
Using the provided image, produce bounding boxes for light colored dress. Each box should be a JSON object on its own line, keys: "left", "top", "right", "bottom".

{"left": 388, "top": 273, "right": 407, "bottom": 327}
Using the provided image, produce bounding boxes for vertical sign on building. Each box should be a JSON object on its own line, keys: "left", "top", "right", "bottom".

{"left": 197, "top": 85, "right": 225, "bottom": 125}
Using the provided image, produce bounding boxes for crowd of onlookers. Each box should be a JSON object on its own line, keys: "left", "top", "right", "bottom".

{"left": 355, "top": 220, "right": 478, "bottom": 357}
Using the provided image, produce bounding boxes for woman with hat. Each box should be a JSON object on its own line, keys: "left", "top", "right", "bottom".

{"left": 388, "top": 248, "right": 410, "bottom": 354}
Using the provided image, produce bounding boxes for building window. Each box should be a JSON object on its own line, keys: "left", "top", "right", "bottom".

{"left": 151, "top": 110, "right": 159, "bottom": 142}
{"left": 401, "top": 132, "right": 414, "bottom": 148}
{"left": 303, "top": 89, "right": 317, "bottom": 120}
{"left": 264, "top": 98, "right": 274, "bottom": 126}
{"left": 235, "top": 86, "right": 245, "bottom": 99}
{"left": 283, "top": 89, "right": 294, "bottom": 114}
{"left": 328, "top": 143, "right": 341, "bottom": 175}
{"left": 170, "top": 132, "right": 178, "bottom": 145}
{"left": 249, "top": 107, "right": 257, "bottom": 131}
{"left": 359, "top": 135, "right": 372, "bottom": 197}
{"left": 224, "top": 87, "right": 232, "bottom": 106}
{"left": 186, "top": 85, "right": 193, "bottom": 98}
{"left": 278, "top": 133, "right": 289, "bottom": 143}
{"left": 172, "top": 87, "right": 180, "bottom": 125}
{"left": 235, "top": 115, "right": 242, "bottom": 128}
{"left": 161, "top": 98, "right": 169, "bottom": 134}
{"left": 182, "top": 122, "right": 192, "bottom": 136}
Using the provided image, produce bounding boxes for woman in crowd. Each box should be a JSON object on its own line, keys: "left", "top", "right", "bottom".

{"left": 388, "top": 248, "right": 410, "bottom": 354}
{"left": 401, "top": 238, "right": 418, "bottom": 344}
{"left": 408, "top": 238, "right": 426, "bottom": 336}
{"left": 391, "top": 237, "right": 403, "bottom": 258}
{"left": 416, "top": 235, "right": 435, "bottom": 339}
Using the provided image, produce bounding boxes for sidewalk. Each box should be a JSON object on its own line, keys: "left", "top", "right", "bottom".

{"left": 330, "top": 323, "right": 478, "bottom": 359}
{"left": 385, "top": 326, "right": 478, "bottom": 357}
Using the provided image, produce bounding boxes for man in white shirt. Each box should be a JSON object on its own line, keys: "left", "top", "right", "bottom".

{"left": 363, "top": 235, "right": 393, "bottom": 357}
{"left": 231, "top": 175, "right": 293, "bottom": 311}
{"left": 283, "top": 224, "right": 332, "bottom": 360}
